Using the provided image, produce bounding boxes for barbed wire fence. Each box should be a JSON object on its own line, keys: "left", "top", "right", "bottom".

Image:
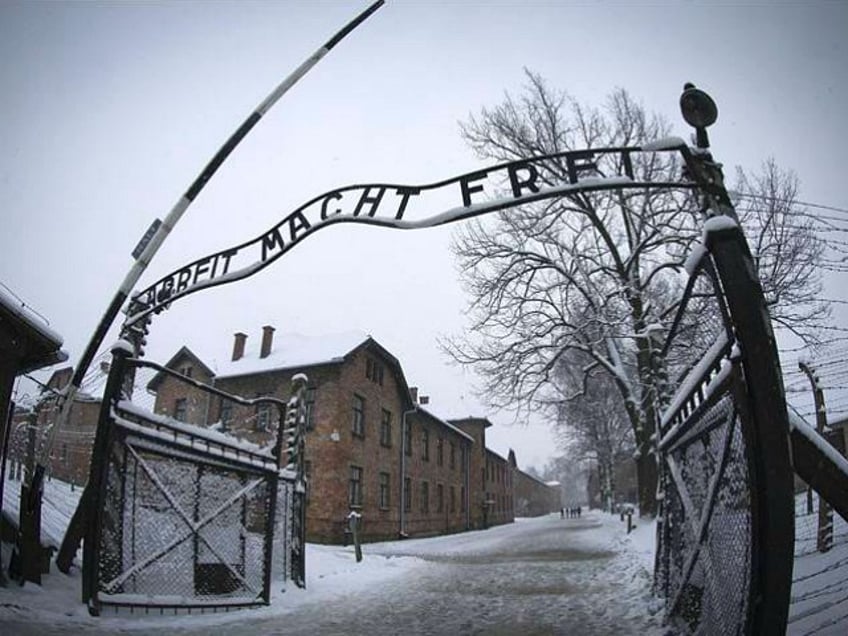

{"left": 788, "top": 495, "right": 848, "bottom": 635}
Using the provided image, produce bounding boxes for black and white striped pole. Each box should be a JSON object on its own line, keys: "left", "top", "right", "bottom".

{"left": 46, "top": 0, "right": 385, "bottom": 569}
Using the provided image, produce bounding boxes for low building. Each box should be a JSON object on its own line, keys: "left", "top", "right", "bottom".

{"left": 0, "top": 284, "right": 67, "bottom": 480}
{"left": 8, "top": 362, "right": 111, "bottom": 488}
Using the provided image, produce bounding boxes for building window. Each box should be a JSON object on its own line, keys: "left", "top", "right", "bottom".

{"left": 436, "top": 483, "right": 444, "bottom": 513}
{"left": 379, "top": 472, "right": 390, "bottom": 510}
{"left": 404, "top": 477, "right": 411, "bottom": 512}
{"left": 179, "top": 365, "right": 192, "bottom": 378}
{"left": 450, "top": 486, "right": 456, "bottom": 513}
{"left": 349, "top": 465, "right": 363, "bottom": 507}
{"left": 461, "top": 487, "right": 466, "bottom": 512}
{"left": 380, "top": 409, "right": 392, "bottom": 447}
{"left": 404, "top": 420, "right": 411, "bottom": 456}
{"left": 219, "top": 401, "right": 232, "bottom": 431}
{"left": 352, "top": 394, "right": 365, "bottom": 438}
{"left": 174, "top": 398, "right": 187, "bottom": 422}
{"left": 450, "top": 442, "right": 456, "bottom": 469}
{"left": 420, "top": 481, "right": 429, "bottom": 513}
{"left": 437, "top": 437, "right": 444, "bottom": 466}
{"left": 365, "top": 358, "right": 385, "bottom": 386}
{"left": 422, "top": 429, "right": 429, "bottom": 461}
{"left": 256, "top": 402, "right": 271, "bottom": 431}
{"left": 305, "top": 386, "right": 316, "bottom": 430}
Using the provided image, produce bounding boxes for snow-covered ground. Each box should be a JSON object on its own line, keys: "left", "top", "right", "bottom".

{"left": 5, "top": 468, "right": 848, "bottom": 634}
{"left": 788, "top": 494, "right": 848, "bottom": 636}
{"left": 1, "top": 469, "right": 660, "bottom": 634}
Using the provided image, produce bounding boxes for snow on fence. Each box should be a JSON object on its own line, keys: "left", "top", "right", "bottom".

{"left": 788, "top": 488, "right": 848, "bottom": 635}
{"left": 82, "top": 351, "right": 301, "bottom": 615}
{"left": 654, "top": 221, "right": 794, "bottom": 635}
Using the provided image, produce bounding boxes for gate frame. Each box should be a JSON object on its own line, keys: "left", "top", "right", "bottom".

{"left": 705, "top": 223, "right": 795, "bottom": 635}
{"left": 82, "top": 342, "right": 301, "bottom": 615}
{"left": 652, "top": 174, "right": 795, "bottom": 632}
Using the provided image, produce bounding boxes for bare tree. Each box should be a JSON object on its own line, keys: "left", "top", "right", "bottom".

{"left": 555, "top": 367, "right": 635, "bottom": 511}
{"left": 734, "top": 159, "right": 830, "bottom": 345}
{"left": 444, "top": 71, "right": 829, "bottom": 517}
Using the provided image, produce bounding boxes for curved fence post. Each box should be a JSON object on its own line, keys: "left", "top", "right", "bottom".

{"left": 655, "top": 84, "right": 795, "bottom": 635}
{"left": 706, "top": 223, "right": 795, "bottom": 634}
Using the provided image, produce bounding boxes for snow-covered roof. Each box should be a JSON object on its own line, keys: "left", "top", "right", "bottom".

{"left": 0, "top": 284, "right": 68, "bottom": 373}
{"left": 147, "top": 346, "right": 216, "bottom": 391}
{"left": 0, "top": 284, "right": 64, "bottom": 346}
{"left": 213, "top": 330, "right": 369, "bottom": 379}
{"left": 414, "top": 406, "right": 475, "bottom": 443}
{"left": 447, "top": 415, "right": 494, "bottom": 429}
{"left": 486, "top": 447, "right": 508, "bottom": 464}
{"left": 515, "top": 468, "right": 556, "bottom": 488}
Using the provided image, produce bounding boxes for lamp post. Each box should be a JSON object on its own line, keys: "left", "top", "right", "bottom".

{"left": 678, "top": 83, "right": 738, "bottom": 223}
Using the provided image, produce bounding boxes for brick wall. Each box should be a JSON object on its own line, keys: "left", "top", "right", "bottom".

{"left": 514, "top": 470, "right": 561, "bottom": 517}
{"left": 402, "top": 409, "right": 472, "bottom": 538}
{"left": 7, "top": 368, "right": 102, "bottom": 487}
{"left": 449, "top": 417, "right": 489, "bottom": 529}
{"left": 150, "top": 354, "right": 215, "bottom": 428}
{"left": 483, "top": 449, "right": 514, "bottom": 527}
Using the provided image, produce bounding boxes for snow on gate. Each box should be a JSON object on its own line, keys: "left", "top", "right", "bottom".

{"left": 82, "top": 350, "right": 302, "bottom": 615}
{"left": 654, "top": 219, "right": 795, "bottom": 635}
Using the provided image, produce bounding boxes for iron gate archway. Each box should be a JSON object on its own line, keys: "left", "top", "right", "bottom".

{"left": 60, "top": 83, "right": 804, "bottom": 632}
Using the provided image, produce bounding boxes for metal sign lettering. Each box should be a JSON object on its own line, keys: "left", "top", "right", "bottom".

{"left": 126, "top": 144, "right": 693, "bottom": 325}
{"left": 132, "top": 219, "right": 162, "bottom": 260}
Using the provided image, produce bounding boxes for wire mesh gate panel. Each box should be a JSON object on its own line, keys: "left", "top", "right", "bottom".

{"left": 655, "top": 220, "right": 794, "bottom": 634}
{"left": 83, "top": 350, "right": 299, "bottom": 615}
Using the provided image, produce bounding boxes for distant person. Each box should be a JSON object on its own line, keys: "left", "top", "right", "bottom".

{"left": 577, "top": 505, "right": 582, "bottom": 518}
{"left": 560, "top": 507, "right": 564, "bottom": 519}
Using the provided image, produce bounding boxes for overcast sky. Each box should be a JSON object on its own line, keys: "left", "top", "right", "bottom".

{"left": 2, "top": 0, "right": 847, "bottom": 471}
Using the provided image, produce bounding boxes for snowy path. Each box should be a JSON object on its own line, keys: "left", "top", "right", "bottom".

{"left": 1, "top": 512, "right": 664, "bottom": 635}
{"left": 247, "top": 513, "right": 665, "bottom": 636}
{"left": 184, "top": 512, "right": 663, "bottom": 635}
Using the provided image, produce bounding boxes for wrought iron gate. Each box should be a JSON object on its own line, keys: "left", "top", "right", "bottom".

{"left": 654, "top": 216, "right": 795, "bottom": 634}
{"left": 82, "top": 345, "right": 305, "bottom": 615}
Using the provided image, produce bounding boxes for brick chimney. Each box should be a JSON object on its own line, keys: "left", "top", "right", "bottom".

{"left": 410, "top": 386, "right": 418, "bottom": 404}
{"left": 260, "top": 325, "right": 275, "bottom": 359}
{"left": 232, "top": 332, "right": 247, "bottom": 361}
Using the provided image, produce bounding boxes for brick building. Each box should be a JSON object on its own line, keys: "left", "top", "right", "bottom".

{"left": 445, "top": 416, "right": 513, "bottom": 529}
{"left": 7, "top": 365, "right": 107, "bottom": 487}
{"left": 509, "top": 450, "right": 562, "bottom": 517}
{"left": 150, "top": 326, "right": 516, "bottom": 543}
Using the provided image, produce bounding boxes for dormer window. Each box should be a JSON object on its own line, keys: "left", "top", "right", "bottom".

{"left": 179, "top": 365, "right": 193, "bottom": 378}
